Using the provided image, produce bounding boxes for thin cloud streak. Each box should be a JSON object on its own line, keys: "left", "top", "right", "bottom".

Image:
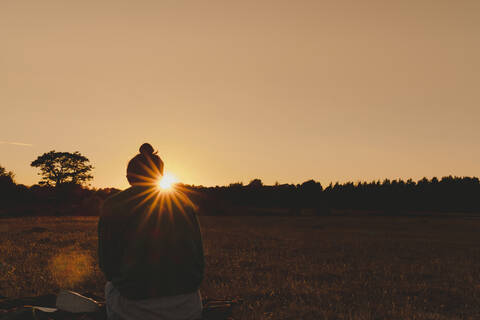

{"left": 0, "top": 141, "right": 33, "bottom": 147}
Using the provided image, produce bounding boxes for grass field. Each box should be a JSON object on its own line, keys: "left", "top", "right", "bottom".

{"left": 0, "top": 214, "right": 479, "bottom": 319}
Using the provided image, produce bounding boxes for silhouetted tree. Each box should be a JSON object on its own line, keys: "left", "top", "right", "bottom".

{"left": 0, "top": 164, "right": 15, "bottom": 184}
{"left": 299, "top": 179, "right": 323, "bottom": 192}
{"left": 247, "top": 179, "right": 263, "bottom": 188}
{"left": 298, "top": 179, "right": 323, "bottom": 208}
{"left": 0, "top": 165, "right": 16, "bottom": 209}
{"left": 31, "top": 151, "right": 93, "bottom": 187}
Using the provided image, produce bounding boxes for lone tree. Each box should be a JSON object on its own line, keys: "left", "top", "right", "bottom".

{"left": 31, "top": 151, "right": 93, "bottom": 186}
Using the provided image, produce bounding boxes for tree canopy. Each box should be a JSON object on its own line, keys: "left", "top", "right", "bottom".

{"left": 31, "top": 151, "right": 93, "bottom": 186}
{"left": 247, "top": 178, "right": 263, "bottom": 188}
{"left": 0, "top": 164, "right": 15, "bottom": 185}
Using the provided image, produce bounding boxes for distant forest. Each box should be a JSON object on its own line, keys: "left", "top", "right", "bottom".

{"left": 1, "top": 170, "right": 479, "bottom": 216}
{"left": 189, "top": 176, "right": 480, "bottom": 216}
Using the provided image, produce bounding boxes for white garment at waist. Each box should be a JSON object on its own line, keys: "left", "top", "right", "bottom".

{"left": 105, "top": 281, "right": 202, "bottom": 320}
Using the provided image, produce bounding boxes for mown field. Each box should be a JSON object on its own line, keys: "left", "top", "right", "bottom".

{"left": 0, "top": 214, "right": 479, "bottom": 319}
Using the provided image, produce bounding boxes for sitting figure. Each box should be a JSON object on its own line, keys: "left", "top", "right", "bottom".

{"left": 98, "top": 143, "right": 204, "bottom": 320}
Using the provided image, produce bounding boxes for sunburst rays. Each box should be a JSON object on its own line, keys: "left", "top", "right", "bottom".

{"left": 125, "top": 156, "right": 198, "bottom": 228}
{"left": 158, "top": 172, "right": 178, "bottom": 190}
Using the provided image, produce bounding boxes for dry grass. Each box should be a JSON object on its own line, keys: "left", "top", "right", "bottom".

{"left": 1, "top": 214, "right": 479, "bottom": 319}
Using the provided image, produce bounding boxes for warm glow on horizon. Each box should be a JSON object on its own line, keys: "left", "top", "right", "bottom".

{"left": 157, "top": 172, "right": 178, "bottom": 191}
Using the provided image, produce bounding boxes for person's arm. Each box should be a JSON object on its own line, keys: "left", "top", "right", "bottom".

{"left": 98, "top": 206, "right": 118, "bottom": 281}
{"left": 191, "top": 209, "right": 205, "bottom": 277}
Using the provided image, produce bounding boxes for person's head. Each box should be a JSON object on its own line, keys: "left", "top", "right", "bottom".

{"left": 127, "top": 143, "right": 164, "bottom": 186}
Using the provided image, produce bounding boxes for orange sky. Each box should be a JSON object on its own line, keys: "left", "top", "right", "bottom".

{"left": 1, "top": 0, "right": 479, "bottom": 189}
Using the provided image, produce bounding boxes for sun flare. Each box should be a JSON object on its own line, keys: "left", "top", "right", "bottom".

{"left": 157, "top": 172, "right": 178, "bottom": 190}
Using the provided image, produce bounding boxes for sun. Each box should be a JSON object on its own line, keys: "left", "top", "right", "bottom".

{"left": 157, "top": 172, "right": 178, "bottom": 191}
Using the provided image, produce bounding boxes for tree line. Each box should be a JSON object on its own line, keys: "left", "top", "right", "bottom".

{"left": 184, "top": 176, "right": 480, "bottom": 216}
{"left": 1, "top": 150, "right": 479, "bottom": 216}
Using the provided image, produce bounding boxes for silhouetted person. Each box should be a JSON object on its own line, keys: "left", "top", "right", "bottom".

{"left": 98, "top": 143, "right": 204, "bottom": 320}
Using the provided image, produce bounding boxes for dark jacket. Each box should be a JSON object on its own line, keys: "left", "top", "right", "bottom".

{"left": 98, "top": 186, "right": 204, "bottom": 300}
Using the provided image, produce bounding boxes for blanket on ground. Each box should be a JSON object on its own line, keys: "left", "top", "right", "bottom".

{"left": 0, "top": 292, "right": 239, "bottom": 320}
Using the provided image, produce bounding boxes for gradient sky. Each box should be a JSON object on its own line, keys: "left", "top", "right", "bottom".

{"left": 1, "top": 0, "right": 479, "bottom": 189}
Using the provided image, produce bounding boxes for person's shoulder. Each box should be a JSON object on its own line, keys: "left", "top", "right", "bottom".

{"left": 182, "top": 203, "right": 200, "bottom": 222}
{"left": 164, "top": 199, "right": 196, "bottom": 219}
{"left": 188, "top": 204, "right": 199, "bottom": 216}
{"left": 101, "top": 187, "right": 133, "bottom": 216}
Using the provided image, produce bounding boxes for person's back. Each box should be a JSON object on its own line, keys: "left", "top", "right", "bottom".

{"left": 98, "top": 143, "right": 204, "bottom": 320}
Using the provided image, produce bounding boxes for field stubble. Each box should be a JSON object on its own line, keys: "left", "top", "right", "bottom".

{"left": 0, "top": 215, "right": 479, "bottom": 319}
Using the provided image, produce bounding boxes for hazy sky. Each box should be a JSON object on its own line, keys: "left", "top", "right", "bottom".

{"left": 1, "top": 0, "right": 479, "bottom": 189}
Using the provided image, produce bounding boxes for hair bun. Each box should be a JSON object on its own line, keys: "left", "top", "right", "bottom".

{"left": 139, "top": 143, "right": 155, "bottom": 155}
